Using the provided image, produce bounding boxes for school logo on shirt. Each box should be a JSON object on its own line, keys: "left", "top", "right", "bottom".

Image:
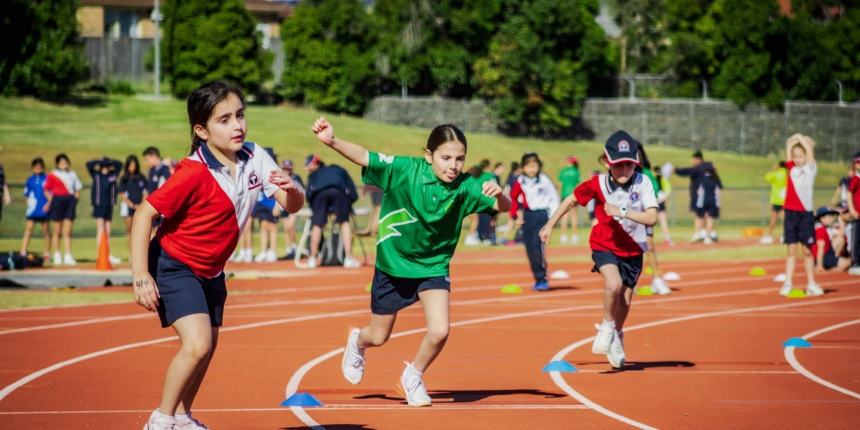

{"left": 378, "top": 153, "right": 394, "bottom": 164}
{"left": 618, "top": 140, "right": 630, "bottom": 152}
{"left": 248, "top": 171, "right": 261, "bottom": 190}
{"left": 629, "top": 192, "right": 640, "bottom": 202}
{"left": 377, "top": 208, "right": 418, "bottom": 244}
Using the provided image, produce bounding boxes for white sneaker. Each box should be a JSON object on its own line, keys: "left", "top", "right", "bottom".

{"left": 174, "top": 412, "right": 209, "bottom": 430}
{"left": 395, "top": 362, "right": 432, "bottom": 407}
{"left": 571, "top": 234, "right": 579, "bottom": 244}
{"left": 254, "top": 251, "right": 267, "bottom": 263}
{"left": 608, "top": 331, "right": 626, "bottom": 368}
{"left": 63, "top": 253, "right": 76, "bottom": 266}
{"left": 560, "top": 235, "right": 569, "bottom": 245}
{"left": 464, "top": 233, "right": 481, "bottom": 246}
{"left": 240, "top": 249, "right": 253, "bottom": 263}
{"left": 760, "top": 236, "right": 774, "bottom": 244}
{"left": 53, "top": 252, "right": 62, "bottom": 265}
{"left": 109, "top": 255, "right": 122, "bottom": 265}
{"left": 651, "top": 277, "right": 671, "bottom": 295}
{"left": 704, "top": 237, "right": 714, "bottom": 245}
{"left": 591, "top": 323, "right": 614, "bottom": 355}
{"left": 306, "top": 256, "right": 317, "bottom": 269}
{"left": 806, "top": 283, "right": 824, "bottom": 297}
{"left": 690, "top": 233, "right": 702, "bottom": 243}
{"left": 143, "top": 409, "right": 176, "bottom": 430}
{"left": 779, "top": 282, "right": 793, "bottom": 296}
{"left": 265, "top": 249, "right": 278, "bottom": 263}
{"left": 343, "top": 256, "right": 361, "bottom": 268}
{"left": 849, "top": 266, "right": 860, "bottom": 276}
{"left": 341, "top": 327, "right": 365, "bottom": 385}
{"left": 779, "top": 236, "right": 785, "bottom": 244}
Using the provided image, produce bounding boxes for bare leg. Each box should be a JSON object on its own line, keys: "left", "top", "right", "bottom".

{"left": 467, "top": 214, "right": 478, "bottom": 236}
{"left": 368, "top": 205, "right": 381, "bottom": 236}
{"left": 309, "top": 225, "right": 323, "bottom": 259}
{"left": 357, "top": 313, "right": 398, "bottom": 349}
{"left": 51, "top": 219, "right": 61, "bottom": 255}
{"left": 125, "top": 216, "right": 134, "bottom": 254}
{"left": 767, "top": 210, "right": 778, "bottom": 237}
{"left": 268, "top": 221, "right": 277, "bottom": 252}
{"left": 785, "top": 243, "right": 798, "bottom": 283}
{"left": 21, "top": 220, "right": 35, "bottom": 255}
{"left": 646, "top": 236, "right": 659, "bottom": 276}
{"left": 570, "top": 209, "right": 579, "bottom": 239}
{"left": 559, "top": 212, "right": 569, "bottom": 238}
{"left": 41, "top": 221, "right": 51, "bottom": 255}
{"left": 598, "top": 264, "right": 624, "bottom": 323}
{"left": 62, "top": 220, "right": 73, "bottom": 255}
{"left": 658, "top": 211, "right": 671, "bottom": 241}
{"left": 340, "top": 221, "right": 353, "bottom": 258}
{"left": 158, "top": 314, "right": 214, "bottom": 416}
{"left": 693, "top": 216, "right": 704, "bottom": 237}
{"left": 176, "top": 327, "right": 219, "bottom": 415}
{"left": 412, "top": 289, "right": 450, "bottom": 373}
{"left": 614, "top": 287, "right": 635, "bottom": 331}
{"left": 705, "top": 216, "right": 716, "bottom": 238}
{"left": 801, "top": 245, "right": 815, "bottom": 285}
{"left": 259, "top": 221, "right": 270, "bottom": 255}
{"left": 96, "top": 218, "right": 106, "bottom": 250}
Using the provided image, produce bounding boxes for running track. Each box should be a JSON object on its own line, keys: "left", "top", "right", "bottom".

{"left": 1, "top": 242, "right": 858, "bottom": 429}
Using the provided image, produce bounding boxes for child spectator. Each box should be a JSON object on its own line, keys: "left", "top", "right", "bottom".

{"left": 143, "top": 147, "right": 171, "bottom": 231}
{"left": 119, "top": 155, "right": 147, "bottom": 260}
{"left": 44, "top": 154, "right": 83, "bottom": 266}
{"left": 847, "top": 152, "right": 860, "bottom": 275}
{"left": 501, "top": 162, "right": 523, "bottom": 245}
{"left": 476, "top": 159, "right": 497, "bottom": 244}
{"left": 696, "top": 166, "right": 722, "bottom": 245}
{"left": 464, "top": 165, "right": 484, "bottom": 246}
{"left": 780, "top": 134, "right": 821, "bottom": 296}
{"left": 558, "top": 156, "right": 581, "bottom": 244}
{"left": 653, "top": 165, "right": 673, "bottom": 245}
{"left": 813, "top": 207, "right": 851, "bottom": 272}
{"left": 279, "top": 159, "right": 306, "bottom": 259}
{"left": 636, "top": 145, "right": 671, "bottom": 294}
{"left": 20, "top": 158, "right": 51, "bottom": 259}
{"left": 0, "top": 162, "right": 9, "bottom": 220}
{"left": 762, "top": 161, "right": 788, "bottom": 244}
{"left": 86, "top": 156, "right": 123, "bottom": 264}
{"left": 831, "top": 165, "right": 855, "bottom": 206}
{"left": 510, "top": 152, "right": 560, "bottom": 291}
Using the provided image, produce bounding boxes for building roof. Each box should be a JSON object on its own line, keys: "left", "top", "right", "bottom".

{"left": 80, "top": 0, "right": 294, "bottom": 17}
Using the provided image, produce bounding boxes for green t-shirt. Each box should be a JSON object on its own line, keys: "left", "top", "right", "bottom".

{"left": 641, "top": 168, "right": 659, "bottom": 198}
{"left": 765, "top": 168, "right": 788, "bottom": 205}
{"left": 558, "top": 166, "right": 581, "bottom": 198}
{"left": 479, "top": 171, "right": 497, "bottom": 184}
{"left": 362, "top": 152, "right": 497, "bottom": 278}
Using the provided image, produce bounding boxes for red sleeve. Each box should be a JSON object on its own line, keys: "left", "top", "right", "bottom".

{"left": 785, "top": 160, "right": 795, "bottom": 171}
{"left": 146, "top": 161, "right": 200, "bottom": 220}
{"left": 509, "top": 181, "right": 522, "bottom": 218}
{"left": 574, "top": 176, "right": 599, "bottom": 206}
{"left": 815, "top": 226, "right": 829, "bottom": 243}
{"left": 849, "top": 176, "right": 860, "bottom": 193}
{"left": 43, "top": 175, "right": 56, "bottom": 194}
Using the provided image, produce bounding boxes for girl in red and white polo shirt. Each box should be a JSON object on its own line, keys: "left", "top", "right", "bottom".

{"left": 43, "top": 153, "right": 83, "bottom": 266}
{"left": 130, "top": 81, "right": 305, "bottom": 430}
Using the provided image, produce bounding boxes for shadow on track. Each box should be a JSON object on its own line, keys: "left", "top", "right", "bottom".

{"left": 355, "top": 388, "right": 565, "bottom": 403}
{"left": 282, "top": 425, "right": 376, "bottom": 430}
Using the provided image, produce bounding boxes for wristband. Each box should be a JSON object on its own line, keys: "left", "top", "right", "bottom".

{"left": 619, "top": 207, "right": 627, "bottom": 219}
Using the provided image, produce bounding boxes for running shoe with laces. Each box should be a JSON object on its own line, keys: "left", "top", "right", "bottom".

{"left": 395, "top": 362, "right": 432, "bottom": 407}
{"left": 608, "top": 331, "right": 626, "bottom": 368}
{"left": 174, "top": 413, "right": 209, "bottom": 430}
{"left": 591, "top": 323, "right": 614, "bottom": 355}
{"left": 571, "top": 234, "right": 579, "bottom": 244}
{"left": 560, "top": 235, "right": 569, "bottom": 245}
{"left": 341, "top": 327, "right": 365, "bottom": 385}
{"left": 306, "top": 256, "right": 317, "bottom": 269}
{"left": 690, "top": 233, "right": 702, "bottom": 243}
{"left": 63, "top": 253, "right": 76, "bottom": 266}
{"left": 265, "top": 249, "right": 278, "bottom": 263}
{"left": 806, "top": 283, "right": 824, "bottom": 297}
{"left": 53, "top": 251, "right": 62, "bottom": 265}
{"left": 779, "top": 282, "right": 793, "bottom": 297}
{"left": 143, "top": 409, "right": 176, "bottom": 430}
{"left": 849, "top": 266, "right": 860, "bottom": 276}
{"left": 651, "top": 277, "right": 671, "bottom": 295}
{"left": 343, "top": 256, "right": 361, "bottom": 268}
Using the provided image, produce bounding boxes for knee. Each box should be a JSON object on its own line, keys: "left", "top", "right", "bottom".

{"left": 182, "top": 339, "right": 213, "bottom": 363}
{"left": 368, "top": 329, "right": 390, "bottom": 347}
{"left": 801, "top": 247, "right": 812, "bottom": 257}
{"left": 425, "top": 326, "right": 449, "bottom": 346}
{"left": 605, "top": 279, "right": 624, "bottom": 294}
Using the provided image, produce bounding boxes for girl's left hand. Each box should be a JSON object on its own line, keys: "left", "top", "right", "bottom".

{"left": 604, "top": 203, "right": 622, "bottom": 217}
{"left": 482, "top": 181, "right": 503, "bottom": 198}
{"left": 269, "top": 170, "right": 303, "bottom": 195}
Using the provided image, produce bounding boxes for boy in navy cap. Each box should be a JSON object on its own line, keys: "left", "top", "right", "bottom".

{"left": 813, "top": 206, "right": 851, "bottom": 272}
{"left": 540, "top": 130, "right": 658, "bottom": 368}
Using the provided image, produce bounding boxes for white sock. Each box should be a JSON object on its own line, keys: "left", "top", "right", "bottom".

{"left": 404, "top": 362, "right": 423, "bottom": 379}
{"left": 155, "top": 409, "right": 174, "bottom": 420}
{"left": 601, "top": 319, "right": 616, "bottom": 330}
{"left": 175, "top": 413, "right": 188, "bottom": 421}
{"left": 710, "top": 231, "right": 717, "bottom": 239}
{"left": 699, "top": 229, "right": 707, "bottom": 237}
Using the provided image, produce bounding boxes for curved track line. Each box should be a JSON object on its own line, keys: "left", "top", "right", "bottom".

{"left": 784, "top": 318, "right": 860, "bottom": 400}
{"left": 549, "top": 293, "right": 860, "bottom": 429}
{"left": 285, "top": 287, "right": 781, "bottom": 429}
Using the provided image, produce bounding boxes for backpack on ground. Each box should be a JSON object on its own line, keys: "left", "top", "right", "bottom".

{"left": 319, "top": 228, "right": 345, "bottom": 266}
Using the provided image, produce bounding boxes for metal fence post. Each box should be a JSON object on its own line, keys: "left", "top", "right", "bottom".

{"left": 740, "top": 113, "right": 746, "bottom": 155}
{"left": 832, "top": 104, "right": 837, "bottom": 162}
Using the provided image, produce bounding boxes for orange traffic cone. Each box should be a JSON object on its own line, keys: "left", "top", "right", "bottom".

{"left": 96, "top": 232, "right": 112, "bottom": 271}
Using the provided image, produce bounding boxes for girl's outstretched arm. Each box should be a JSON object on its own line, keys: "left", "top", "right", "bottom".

{"left": 312, "top": 117, "right": 369, "bottom": 167}
{"left": 540, "top": 194, "right": 578, "bottom": 242}
{"left": 482, "top": 181, "right": 511, "bottom": 212}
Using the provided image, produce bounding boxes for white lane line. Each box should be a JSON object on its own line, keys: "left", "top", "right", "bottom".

{"left": 284, "top": 287, "right": 784, "bottom": 429}
{"left": 549, "top": 293, "right": 860, "bottom": 429}
{"left": 0, "top": 300, "right": 135, "bottom": 313}
{"left": 784, "top": 318, "right": 860, "bottom": 400}
{"left": 0, "top": 266, "right": 786, "bottom": 336}
{"left": 0, "top": 404, "right": 589, "bottom": 415}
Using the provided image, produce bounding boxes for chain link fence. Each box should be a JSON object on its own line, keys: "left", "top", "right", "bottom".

{"left": 364, "top": 96, "right": 860, "bottom": 162}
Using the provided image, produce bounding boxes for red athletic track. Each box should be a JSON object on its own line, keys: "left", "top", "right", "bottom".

{"left": 1, "top": 240, "right": 858, "bottom": 429}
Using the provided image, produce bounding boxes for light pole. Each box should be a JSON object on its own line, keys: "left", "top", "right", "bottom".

{"left": 835, "top": 79, "right": 844, "bottom": 106}
{"left": 700, "top": 78, "right": 708, "bottom": 101}
{"left": 153, "top": 0, "right": 162, "bottom": 100}
{"left": 623, "top": 75, "right": 635, "bottom": 102}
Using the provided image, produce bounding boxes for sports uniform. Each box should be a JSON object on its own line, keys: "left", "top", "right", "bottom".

{"left": 783, "top": 160, "right": 817, "bottom": 247}
{"left": 24, "top": 172, "right": 50, "bottom": 222}
{"left": 86, "top": 158, "right": 122, "bottom": 221}
{"left": 361, "top": 151, "right": 497, "bottom": 314}
{"left": 848, "top": 165, "right": 860, "bottom": 270}
{"left": 118, "top": 174, "right": 147, "bottom": 217}
{"left": 509, "top": 172, "right": 560, "bottom": 287}
{"left": 695, "top": 170, "right": 722, "bottom": 219}
{"left": 765, "top": 167, "right": 787, "bottom": 212}
{"left": 45, "top": 170, "right": 82, "bottom": 221}
{"left": 146, "top": 142, "right": 281, "bottom": 328}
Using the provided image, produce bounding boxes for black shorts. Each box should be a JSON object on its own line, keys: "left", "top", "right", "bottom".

{"left": 151, "top": 246, "right": 227, "bottom": 328}
{"left": 591, "top": 250, "right": 644, "bottom": 289}
{"left": 695, "top": 203, "right": 720, "bottom": 219}
{"left": 784, "top": 209, "right": 815, "bottom": 247}
{"left": 255, "top": 206, "right": 277, "bottom": 223}
{"left": 657, "top": 202, "right": 666, "bottom": 212}
{"left": 93, "top": 206, "right": 114, "bottom": 221}
{"left": 822, "top": 248, "right": 840, "bottom": 270}
{"left": 370, "top": 267, "right": 450, "bottom": 315}
{"left": 50, "top": 195, "right": 77, "bottom": 221}
{"left": 772, "top": 204, "right": 783, "bottom": 213}
{"left": 26, "top": 216, "right": 50, "bottom": 223}
{"left": 646, "top": 225, "right": 654, "bottom": 238}
{"left": 311, "top": 187, "right": 351, "bottom": 226}
{"left": 152, "top": 217, "right": 163, "bottom": 228}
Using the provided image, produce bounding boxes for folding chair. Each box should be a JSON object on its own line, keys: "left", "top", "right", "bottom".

{"left": 294, "top": 207, "right": 371, "bottom": 268}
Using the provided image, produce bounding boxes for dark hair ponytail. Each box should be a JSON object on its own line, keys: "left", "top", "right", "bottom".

{"left": 187, "top": 80, "right": 245, "bottom": 155}
{"left": 521, "top": 152, "right": 543, "bottom": 170}
{"left": 426, "top": 124, "right": 467, "bottom": 153}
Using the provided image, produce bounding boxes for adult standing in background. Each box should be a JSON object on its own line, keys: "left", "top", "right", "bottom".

{"left": 304, "top": 154, "right": 361, "bottom": 269}
{"left": 558, "top": 156, "right": 581, "bottom": 244}
{"left": 671, "top": 150, "right": 715, "bottom": 243}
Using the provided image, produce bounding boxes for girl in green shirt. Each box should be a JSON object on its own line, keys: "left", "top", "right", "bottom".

{"left": 310, "top": 117, "right": 512, "bottom": 407}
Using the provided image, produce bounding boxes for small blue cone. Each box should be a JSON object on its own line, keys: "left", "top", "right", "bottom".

{"left": 280, "top": 392, "right": 324, "bottom": 407}
{"left": 782, "top": 337, "right": 812, "bottom": 348}
{"left": 542, "top": 360, "right": 578, "bottom": 372}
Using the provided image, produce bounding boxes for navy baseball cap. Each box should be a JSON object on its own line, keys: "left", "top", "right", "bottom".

{"left": 303, "top": 154, "right": 320, "bottom": 170}
{"left": 814, "top": 206, "right": 838, "bottom": 219}
{"left": 603, "top": 130, "right": 640, "bottom": 165}
{"left": 281, "top": 159, "right": 294, "bottom": 169}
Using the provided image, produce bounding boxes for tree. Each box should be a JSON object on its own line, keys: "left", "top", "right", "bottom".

{"left": 280, "top": 0, "right": 377, "bottom": 114}
{"left": 473, "top": 0, "right": 615, "bottom": 134}
{"left": 162, "top": 0, "right": 272, "bottom": 99}
{"left": 605, "top": 0, "right": 668, "bottom": 74}
{"left": 0, "top": 0, "right": 89, "bottom": 99}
